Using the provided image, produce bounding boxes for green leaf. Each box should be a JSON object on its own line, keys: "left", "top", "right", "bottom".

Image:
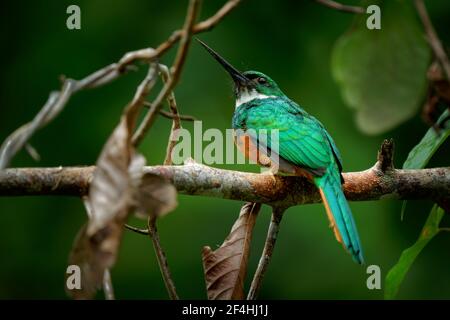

{"left": 400, "top": 200, "right": 407, "bottom": 221}
{"left": 403, "top": 109, "right": 450, "bottom": 169}
{"left": 332, "top": 0, "right": 431, "bottom": 135}
{"left": 401, "top": 109, "right": 449, "bottom": 219}
{"left": 384, "top": 205, "right": 445, "bottom": 299}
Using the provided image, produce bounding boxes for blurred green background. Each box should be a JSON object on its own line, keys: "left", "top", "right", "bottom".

{"left": 0, "top": 0, "right": 449, "bottom": 299}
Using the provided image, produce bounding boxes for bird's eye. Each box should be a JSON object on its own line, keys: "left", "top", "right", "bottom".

{"left": 257, "top": 77, "right": 267, "bottom": 85}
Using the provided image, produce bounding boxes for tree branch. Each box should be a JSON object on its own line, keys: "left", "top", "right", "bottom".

{"left": 0, "top": 158, "right": 448, "bottom": 207}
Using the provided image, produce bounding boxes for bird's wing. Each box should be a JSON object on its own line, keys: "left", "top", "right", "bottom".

{"left": 324, "top": 129, "right": 343, "bottom": 173}
{"left": 243, "top": 98, "right": 334, "bottom": 173}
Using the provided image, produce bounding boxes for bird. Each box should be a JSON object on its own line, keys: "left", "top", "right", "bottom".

{"left": 197, "top": 39, "right": 364, "bottom": 264}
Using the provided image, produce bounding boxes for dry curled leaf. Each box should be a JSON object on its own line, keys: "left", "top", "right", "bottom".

{"left": 66, "top": 198, "right": 123, "bottom": 300}
{"left": 66, "top": 223, "right": 122, "bottom": 299}
{"left": 66, "top": 64, "right": 177, "bottom": 299}
{"left": 87, "top": 64, "right": 162, "bottom": 234}
{"left": 135, "top": 173, "right": 178, "bottom": 218}
{"left": 202, "top": 202, "right": 261, "bottom": 300}
{"left": 87, "top": 116, "right": 133, "bottom": 235}
{"left": 72, "top": 122, "right": 176, "bottom": 298}
{"left": 68, "top": 112, "right": 135, "bottom": 300}
{"left": 129, "top": 154, "right": 178, "bottom": 219}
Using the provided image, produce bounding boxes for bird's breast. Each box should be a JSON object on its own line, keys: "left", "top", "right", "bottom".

{"left": 233, "top": 130, "right": 272, "bottom": 167}
{"left": 232, "top": 129, "right": 315, "bottom": 180}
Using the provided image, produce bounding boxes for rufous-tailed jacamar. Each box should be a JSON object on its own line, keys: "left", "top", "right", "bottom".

{"left": 198, "top": 39, "right": 364, "bottom": 264}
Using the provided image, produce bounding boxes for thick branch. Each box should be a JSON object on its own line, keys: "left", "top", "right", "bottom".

{"left": 0, "top": 164, "right": 448, "bottom": 207}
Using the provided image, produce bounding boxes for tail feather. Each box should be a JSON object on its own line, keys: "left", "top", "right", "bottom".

{"left": 315, "top": 168, "right": 364, "bottom": 264}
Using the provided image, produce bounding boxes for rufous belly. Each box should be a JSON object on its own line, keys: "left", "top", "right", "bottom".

{"left": 233, "top": 131, "right": 314, "bottom": 180}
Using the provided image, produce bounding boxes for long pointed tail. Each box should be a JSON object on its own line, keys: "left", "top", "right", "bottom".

{"left": 315, "top": 167, "right": 364, "bottom": 264}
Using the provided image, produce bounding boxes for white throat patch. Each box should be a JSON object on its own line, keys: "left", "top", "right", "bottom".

{"left": 235, "top": 89, "right": 276, "bottom": 108}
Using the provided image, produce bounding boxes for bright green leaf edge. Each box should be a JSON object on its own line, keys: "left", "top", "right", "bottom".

{"left": 401, "top": 109, "right": 450, "bottom": 219}
{"left": 403, "top": 109, "right": 450, "bottom": 169}
{"left": 385, "top": 205, "right": 445, "bottom": 299}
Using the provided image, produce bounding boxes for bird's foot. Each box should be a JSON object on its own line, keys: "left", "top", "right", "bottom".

{"left": 260, "top": 167, "right": 278, "bottom": 184}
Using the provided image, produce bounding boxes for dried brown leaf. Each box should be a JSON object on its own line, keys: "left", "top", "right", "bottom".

{"left": 202, "top": 202, "right": 261, "bottom": 300}
{"left": 135, "top": 173, "right": 178, "bottom": 218}
{"left": 67, "top": 111, "right": 135, "bottom": 300}
{"left": 67, "top": 64, "right": 177, "bottom": 299}
{"left": 87, "top": 64, "right": 159, "bottom": 234}
{"left": 70, "top": 118, "right": 177, "bottom": 298}
{"left": 87, "top": 116, "right": 133, "bottom": 235}
{"left": 66, "top": 223, "right": 122, "bottom": 299}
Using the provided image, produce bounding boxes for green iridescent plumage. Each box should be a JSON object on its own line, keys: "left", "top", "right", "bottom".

{"left": 233, "top": 96, "right": 364, "bottom": 263}
{"left": 198, "top": 39, "right": 364, "bottom": 264}
{"left": 233, "top": 96, "right": 335, "bottom": 172}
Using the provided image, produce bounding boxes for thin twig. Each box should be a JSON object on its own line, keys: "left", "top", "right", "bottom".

{"left": 157, "top": 65, "right": 183, "bottom": 165}
{"left": 415, "top": 0, "right": 450, "bottom": 82}
{"left": 148, "top": 0, "right": 242, "bottom": 61}
{"left": 125, "top": 223, "right": 149, "bottom": 235}
{"left": 148, "top": 215, "right": 179, "bottom": 300}
{"left": 0, "top": 80, "right": 73, "bottom": 169}
{"left": 144, "top": 101, "right": 196, "bottom": 121}
{"left": 247, "top": 206, "right": 285, "bottom": 300}
{"left": 103, "top": 270, "right": 115, "bottom": 300}
{"left": 118, "top": 0, "right": 242, "bottom": 66}
{"left": 25, "top": 143, "right": 40, "bottom": 162}
{"left": 192, "top": 0, "right": 242, "bottom": 33}
{"left": 158, "top": 109, "right": 197, "bottom": 121}
{"left": 132, "top": 0, "right": 201, "bottom": 146}
{"left": 0, "top": 0, "right": 241, "bottom": 169}
{"left": 0, "top": 58, "right": 157, "bottom": 170}
{"left": 124, "top": 63, "right": 160, "bottom": 131}
{"left": 314, "top": 0, "right": 364, "bottom": 14}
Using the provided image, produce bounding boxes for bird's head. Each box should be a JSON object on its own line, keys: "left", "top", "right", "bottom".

{"left": 197, "top": 39, "right": 285, "bottom": 107}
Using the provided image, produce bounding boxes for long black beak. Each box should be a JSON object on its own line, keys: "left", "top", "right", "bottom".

{"left": 196, "top": 38, "right": 250, "bottom": 85}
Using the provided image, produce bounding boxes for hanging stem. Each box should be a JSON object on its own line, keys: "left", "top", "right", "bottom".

{"left": 148, "top": 215, "right": 179, "bottom": 300}
{"left": 247, "top": 206, "right": 286, "bottom": 300}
